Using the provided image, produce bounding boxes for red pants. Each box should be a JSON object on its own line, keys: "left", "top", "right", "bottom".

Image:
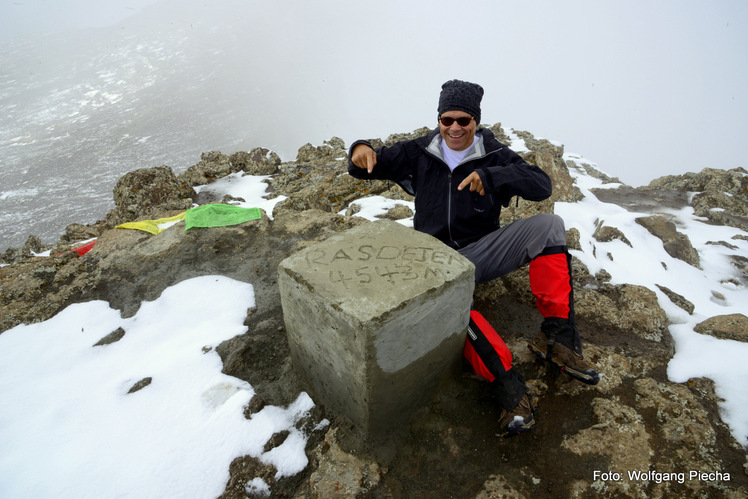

{"left": 463, "top": 310, "right": 526, "bottom": 411}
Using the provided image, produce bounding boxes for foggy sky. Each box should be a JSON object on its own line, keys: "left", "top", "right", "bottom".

{"left": 2, "top": 0, "right": 746, "bottom": 186}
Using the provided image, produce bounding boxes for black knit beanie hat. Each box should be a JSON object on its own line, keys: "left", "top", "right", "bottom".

{"left": 438, "top": 79, "right": 484, "bottom": 124}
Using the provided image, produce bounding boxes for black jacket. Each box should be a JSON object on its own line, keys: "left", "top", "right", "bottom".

{"left": 348, "top": 128, "right": 552, "bottom": 249}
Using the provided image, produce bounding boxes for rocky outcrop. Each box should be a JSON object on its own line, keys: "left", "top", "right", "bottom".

{"left": 649, "top": 167, "right": 748, "bottom": 231}
{"left": 591, "top": 185, "right": 691, "bottom": 213}
{"left": 593, "top": 167, "right": 748, "bottom": 232}
{"left": 176, "top": 151, "right": 238, "bottom": 186}
{"left": 635, "top": 214, "right": 702, "bottom": 268}
{"left": 306, "top": 428, "right": 383, "bottom": 497}
{"left": 295, "top": 136, "right": 348, "bottom": 163}
{"left": 655, "top": 284, "right": 695, "bottom": 314}
{"left": 1, "top": 123, "right": 746, "bottom": 498}
{"left": 1, "top": 234, "right": 45, "bottom": 262}
{"left": 176, "top": 148, "right": 283, "bottom": 188}
{"left": 594, "top": 222, "right": 632, "bottom": 247}
{"left": 513, "top": 130, "right": 583, "bottom": 206}
{"left": 106, "top": 165, "right": 196, "bottom": 228}
{"left": 694, "top": 314, "right": 748, "bottom": 342}
{"left": 230, "top": 148, "right": 282, "bottom": 176}
{"left": 499, "top": 131, "right": 583, "bottom": 226}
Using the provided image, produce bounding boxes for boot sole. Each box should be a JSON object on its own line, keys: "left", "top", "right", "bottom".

{"left": 527, "top": 343, "right": 600, "bottom": 385}
{"left": 500, "top": 419, "right": 536, "bottom": 438}
{"left": 499, "top": 398, "right": 538, "bottom": 438}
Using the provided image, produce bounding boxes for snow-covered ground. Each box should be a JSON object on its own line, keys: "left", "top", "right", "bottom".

{"left": 557, "top": 152, "right": 748, "bottom": 451}
{"left": 1, "top": 148, "right": 746, "bottom": 497}
{"left": 0, "top": 274, "right": 322, "bottom": 498}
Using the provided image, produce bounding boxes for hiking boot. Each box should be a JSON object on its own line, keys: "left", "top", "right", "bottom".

{"left": 498, "top": 393, "right": 536, "bottom": 437}
{"left": 528, "top": 331, "right": 600, "bottom": 385}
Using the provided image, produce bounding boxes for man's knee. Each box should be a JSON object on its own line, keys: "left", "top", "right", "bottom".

{"left": 530, "top": 214, "right": 567, "bottom": 247}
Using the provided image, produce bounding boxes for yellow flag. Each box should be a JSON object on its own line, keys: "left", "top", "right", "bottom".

{"left": 116, "top": 212, "right": 186, "bottom": 235}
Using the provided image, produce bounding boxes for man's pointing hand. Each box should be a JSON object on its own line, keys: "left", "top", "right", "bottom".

{"left": 351, "top": 144, "right": 377, "bottom": 174}
{"left": 458, "top": 171, "right": 485, "bottom": 196}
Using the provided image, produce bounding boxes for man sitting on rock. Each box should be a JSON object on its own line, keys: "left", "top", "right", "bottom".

{"left": 347, "top": 79, "right": 600, "bottom": 437}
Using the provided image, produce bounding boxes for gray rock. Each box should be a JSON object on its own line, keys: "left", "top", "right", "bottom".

{"left": 694, "top": 314, "right": 748, "bottom": 342}
{"left": 107, "top": 165, "right": 196, "bottom": 227}
{"left": 594, "top": 167, "right": 748, "bottom": 231}
{"left": 650, "top": 167, "right": 748, "bottom": 231}
{"left": 61, "top": 222, "right": 104, "bottom": 243}
{"left": 295, "top": 136, "right": 347, "bottom": 163}
{"left": 127, "top": 377, "right": 152, "bottom": 394}
{"left": 568, "top": 159, "right": 622, "bottom": 185}
{"left": 375, "top": 204, "right": 413, "bottom": 221}
{"left": 592, "top": 185, "right": 691, "bottom": 213}
{"left": 93, "top": 327, "right": 126, "bottom": 346}
{"left": 656, "top": 284, "right": 695, "bottom": 314}
{"left": 177, "top": 151, "right": 240, "bottom": 187}
{"left": 303, "top": 428, "right": 382, "bottom": 498}
{"left": 561, "top": 397, "right": 653, "bottom": 488}
{"left": 270, "top": 162, "right": 393, "bottom": 218}
{"left": 1, "top": 235, "right": 46, "bottom": 264}
{"left": 383, "top": 127, "right": 430, "bottom": 147}
{"left": 230, "top": 148, "right": 281, "bottom": 176}
{"left": 594, "top": 223, "right": 632, "bottom": 247}
{"left": 635, "top": 215, "right": 701, "bottom": 268}
{"left": 576, "top": 283, "right": 671, "bottom": 344}
{"left": 484, "top": 122, "right": 513, "bottom": 145}
{"left": 566, "top": 227, "right": 582, "bottom": 251}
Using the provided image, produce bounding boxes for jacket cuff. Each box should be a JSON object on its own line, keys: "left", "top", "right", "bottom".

{"left": 348, "top": 140, "right": 374, "bottom": 176}
{"left": 348, "top": 140, "right": 373, "bottom": 159}
{"left": 476, "top": 168, "right": 494, "bottom": 193}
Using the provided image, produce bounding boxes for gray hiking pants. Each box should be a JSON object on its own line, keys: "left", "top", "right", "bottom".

{"left": 458, "top": 214, "right": 567, "bottom": 284}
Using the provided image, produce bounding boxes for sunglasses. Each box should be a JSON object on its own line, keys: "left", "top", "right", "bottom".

{"left": 439, "top": 116, "right": 474, "bottom": 127}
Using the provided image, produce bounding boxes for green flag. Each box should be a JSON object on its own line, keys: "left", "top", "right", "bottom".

{"left": 184, "top": 204, "right": 262, "bottom": 230}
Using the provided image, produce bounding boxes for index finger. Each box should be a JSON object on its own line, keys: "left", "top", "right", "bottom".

{"left": 457, "top": 172, "right": 476, "bottom": 191}
{"left": 365, "top": 150, "right": 376, "bottom": 174}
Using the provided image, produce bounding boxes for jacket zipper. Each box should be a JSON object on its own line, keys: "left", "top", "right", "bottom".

{"left": 447, "top": 171, "right": 458, "bottom": 248}
{"left": 424, "top": 135, "right": 505, "bottom": 248}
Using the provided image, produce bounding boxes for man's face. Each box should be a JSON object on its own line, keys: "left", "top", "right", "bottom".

{"left": 438, "top": 110, "right": 476, "bottom": 152}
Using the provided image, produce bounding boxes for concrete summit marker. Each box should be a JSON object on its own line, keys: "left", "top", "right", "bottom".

{"left": 278, "top": 220, "right": 475, "bottom": 450}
